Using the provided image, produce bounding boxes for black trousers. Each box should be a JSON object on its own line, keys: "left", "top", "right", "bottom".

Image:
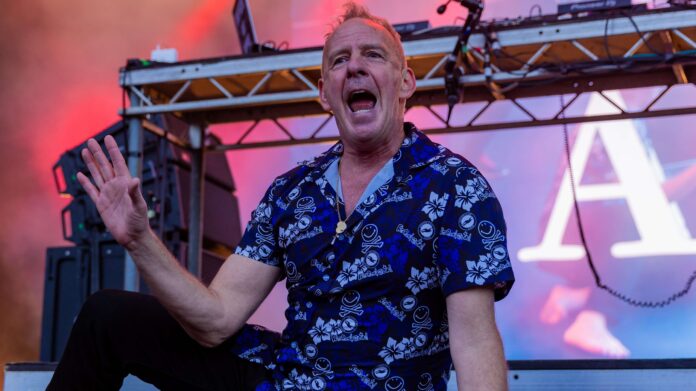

{"left": 47, "top": 290, "right": 271, "bottom": 391}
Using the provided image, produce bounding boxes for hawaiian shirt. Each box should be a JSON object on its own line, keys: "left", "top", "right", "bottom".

{"left": 232, "top": 123, "right": 515, "bottom": 390}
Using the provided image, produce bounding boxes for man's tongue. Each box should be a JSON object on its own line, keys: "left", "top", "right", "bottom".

{"left": 350, "top": 98, "right": 375, "bottom": 112}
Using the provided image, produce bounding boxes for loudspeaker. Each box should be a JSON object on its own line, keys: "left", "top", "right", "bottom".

{"left": 39, "top": 240, "right": 228, "bottom": 361}
{"left": 40, "top": 247, "right": 89, "bottom": 362}
{"left": 55, "top": 116, "right": 242, "bottom": 249}
{"left": 42, "top": 115, "right": 241, "bottom": 362}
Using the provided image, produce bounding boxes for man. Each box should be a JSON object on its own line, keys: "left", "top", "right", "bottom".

{"left": 48, "top": 3, "right": 514, "bottom": 390}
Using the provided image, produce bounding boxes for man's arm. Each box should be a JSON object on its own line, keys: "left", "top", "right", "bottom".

{"left": 77, "top": 135, "right": 280, "bottom": 347}
{"left": 446, "top": 287, "right": 508, "bottom": 390}
{"left": 127, "top": 233, "right": 280, "bottom": 347}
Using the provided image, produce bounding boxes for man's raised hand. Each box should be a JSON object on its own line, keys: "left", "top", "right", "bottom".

{"left": 76, "top": 135, "right": 150, "bottom": 250}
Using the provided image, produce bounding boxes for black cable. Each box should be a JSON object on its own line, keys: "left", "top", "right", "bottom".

{"left": 469, "top": 10, "right": 696, "bottom": 99}
{"left": 620, "top": 10, "right": 664, "bottom": 56}
{"left": 441, "top": 0, "right": 484, "bottom": 124}
{"left": 529, "top": 4, "right": 542, "bottom": 18}
{"left": 560, "top": 94, "right": 696, "bottom": 308}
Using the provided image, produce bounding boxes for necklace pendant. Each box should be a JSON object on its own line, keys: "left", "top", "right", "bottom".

{"left": 335, "top": 220, "right": 347, "bottom": 234}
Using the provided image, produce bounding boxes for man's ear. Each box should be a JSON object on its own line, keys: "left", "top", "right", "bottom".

{"left": 399, "top": 67, "right": 417, "bottom": 100}
{"left": 318, "top": 78, "right": 332, "bottom": 112}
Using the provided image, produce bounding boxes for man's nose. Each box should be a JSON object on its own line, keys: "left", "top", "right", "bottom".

{"left": 346, "top": 55, "right": 368, "bottom": 77}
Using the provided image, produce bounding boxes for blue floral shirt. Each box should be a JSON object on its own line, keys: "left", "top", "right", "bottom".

{"left": 232, "top": 123, "right": 514, "bottom": 390}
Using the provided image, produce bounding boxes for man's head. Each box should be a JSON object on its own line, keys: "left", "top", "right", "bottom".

{"left": 322, "top": 3, "right": 406, "bottom": 72}
{"left": 318, "top": 2, "right": 416, "bottom": 149}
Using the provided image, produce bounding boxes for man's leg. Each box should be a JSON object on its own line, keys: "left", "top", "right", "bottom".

{"left": 47, "top": 289, "right": 270, "bottom": 391}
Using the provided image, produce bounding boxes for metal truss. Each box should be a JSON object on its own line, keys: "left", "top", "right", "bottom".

{"left": 208, "top": 78, "right": 696, "bottom": 151}
{"left": 120, "top": 6, "right": 696, "bottom": 150}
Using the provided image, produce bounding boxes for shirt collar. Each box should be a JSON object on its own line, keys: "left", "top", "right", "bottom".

{"left": 392, "top": 122, "right": 443, "bottom": 183}
{"left": 302, "top": 122, "right": 442, "bottom": 182}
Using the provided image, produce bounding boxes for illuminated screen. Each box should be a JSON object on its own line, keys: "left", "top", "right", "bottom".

{"left": 225, "top": 86, "right": 696, "bottom": 361}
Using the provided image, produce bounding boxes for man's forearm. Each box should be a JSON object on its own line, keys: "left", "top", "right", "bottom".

{"left": 125, "top": 228, "right": 229, "bottom": 346}
{"left": 447, "top": 288, "right": 509, "bottom": 390}
{"left": 452, "top": 331, "right": 508, "bottom": 390}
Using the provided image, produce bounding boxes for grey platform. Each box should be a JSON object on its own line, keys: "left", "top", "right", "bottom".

{"left": 6, "top": 359, "right": 696, "bottom": 390}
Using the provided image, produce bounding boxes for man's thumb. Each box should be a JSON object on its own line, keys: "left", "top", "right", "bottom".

{"left": 128, "top": 178, "right": 147, "bottom": 209}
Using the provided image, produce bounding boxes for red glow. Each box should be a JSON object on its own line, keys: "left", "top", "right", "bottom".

{"left": 172, "top": 0, "right": 230, "bottom": 55}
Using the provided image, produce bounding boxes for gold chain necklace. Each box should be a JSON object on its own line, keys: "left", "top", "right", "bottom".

{"left": 334, "top": 159, "right": 347, "bottom": 237}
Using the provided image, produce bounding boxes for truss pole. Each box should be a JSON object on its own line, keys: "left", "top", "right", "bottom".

{"left": 186, "top": 122, "right": 206, "bottom": 278}
{"left": 553, "top": 93, "right": 580, "bottom": 120}
{"left": 124, "top": 91, "right": 143, "bottom": 292}
{"left": 309, "top": 115, "right": 334, "bottom": 138}
{"left": 208, "top": 78, "right": 234, "bottom": 98}
{"left": 208, "top": 106, "right": 696, "bottom": 150}
{"left": 644, "top": 85, "right": 671, "bottom": 111}
{"left": 624, "top": 32, "right": 653, "bottom": 57}
{"left": 672, "top": 28, "right": 696, "bottom": 49}
{"left": 597, "top": 91, "right": 626, "bottom": 113}
{"left": 426, "top": 106, "right": 696, "bottom": 135}
{"left": 170, "top": 80, "right": 192, "bottom": 103}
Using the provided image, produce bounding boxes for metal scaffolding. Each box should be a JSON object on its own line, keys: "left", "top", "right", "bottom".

{"left": 118, "top": 5, "right": 696, "bottom": 286}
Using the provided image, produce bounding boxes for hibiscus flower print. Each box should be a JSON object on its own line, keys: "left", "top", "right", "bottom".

{"left": 309, "top": 317, "right": 332, "bottom": 344}
{"left": 285, "top": 369, "right": 312, "bottom": 390}
{"left": 465, "top": 260, "right": 492, "bottom": 285}
{"left": 328, "top": 318, "right": 342, "bottom": 337}
{"left": 421, "top": 192, "right": 449, "bottom": 221}
{"left": 478, "top": 253, "right": 498, "bottom": 271}
{"left": 354, "top": 256, "right": 369, "bottom": 274}
{"left": 399, "top": 337, "right": 416, "bottom": 354}
{"left": 406, "top": 267, "right": 432, "bottom": 294}
{"left": 379, "top": 337, "right": 406, "bottom": 364}
{"left": 337, "top": 261, "right": 359, "bottom": 287}
{"left": 454, "top": 184, "right": 479, "bottom": 211}
{"left": 235, "top": 245, "right": 257, "bottom": 259}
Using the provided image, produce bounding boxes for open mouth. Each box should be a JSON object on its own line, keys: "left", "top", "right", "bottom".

{"left": 347, "top": 90, "right": 377, "bottom": 112}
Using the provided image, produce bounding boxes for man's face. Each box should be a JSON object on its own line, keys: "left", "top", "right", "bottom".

{"left": 319, "top": 18, "right": 416, "bottom": 146}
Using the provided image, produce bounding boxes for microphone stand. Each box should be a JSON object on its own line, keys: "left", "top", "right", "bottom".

{"left": 441, "top": 0, "right": 485, "bottom": 124}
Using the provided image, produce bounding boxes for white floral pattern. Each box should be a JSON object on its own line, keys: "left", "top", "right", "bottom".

{"left": 465, "top": 259, "right": 493, "bottom": 285}
{"left": 454, "top": 183, "right": 479, "bottom": 211}
{"left": 406, "top": 266, "right": 438, "bottom": 295}
{"left": 421, "top": 192, "right": 449, "bottom": 221}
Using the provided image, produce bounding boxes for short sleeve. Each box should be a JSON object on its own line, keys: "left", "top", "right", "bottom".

{"left": 435, "top": 170, "right": 515, "bottom": 301}
{"left": 234, "top": 178, "right": 284, "bottom": 272}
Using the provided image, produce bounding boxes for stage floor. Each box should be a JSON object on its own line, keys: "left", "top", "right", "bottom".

{"left": 6, "top": 359, "right": 696, "bottom": 390}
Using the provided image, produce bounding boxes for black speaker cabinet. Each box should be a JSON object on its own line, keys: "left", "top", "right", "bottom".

{"left": 40, "top": 247, "right": 89, "bottom": 362}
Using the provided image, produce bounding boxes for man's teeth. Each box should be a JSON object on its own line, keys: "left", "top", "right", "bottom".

{"left": 347, "top": 90, "right": 377, "bottom": 112}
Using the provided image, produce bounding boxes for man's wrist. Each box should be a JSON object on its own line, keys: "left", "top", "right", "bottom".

{"left": 123, "top": 227, "right": 158, "bottom": 255}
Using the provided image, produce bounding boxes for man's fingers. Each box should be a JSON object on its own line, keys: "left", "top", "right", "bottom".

{"left": 87, "top": 138, "right": 115, "bottom": 181}
{"left": 81, "top": 147, "right": 105, "bottom": 189}
{"left": 76, "top": 172, "right": 100, "bottom": 203}
{"left": 105, "top": 135, "right": 130, "bottom": 177}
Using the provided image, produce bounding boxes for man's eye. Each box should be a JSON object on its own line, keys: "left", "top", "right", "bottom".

{"left": 367, "top": 51, "right": 383, "bottom": 58}
{"left": 333, "top": 56, "right": 348, "bottom": 65}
